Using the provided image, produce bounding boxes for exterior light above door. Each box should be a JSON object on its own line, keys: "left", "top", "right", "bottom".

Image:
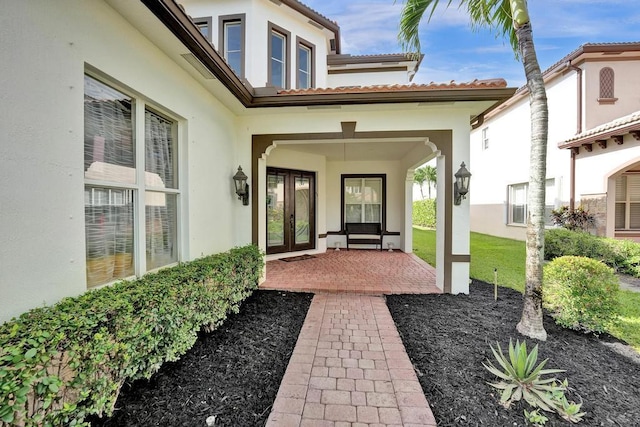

{"left": 233, "top": 165, "right": 249, "bottom": 206}
{"left": 454, "top": 162, "right": 471, "bottom": 205}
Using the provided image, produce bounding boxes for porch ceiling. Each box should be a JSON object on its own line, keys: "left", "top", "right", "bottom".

{"left": 275, "top": 137, "right": 431, "bottom": 162}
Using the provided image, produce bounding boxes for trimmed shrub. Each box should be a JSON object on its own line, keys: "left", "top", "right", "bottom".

{"left": 545, "top": 228, "right": 640, "bottom": 277}
{"left": 413, "top": 199, "right": 436, "bottom": 228}
{"left": 544, "top": 228, "right": 615, "bottom": 265}
{"left": 543, "top": 256, "right": 620, "bottom": 333}
{"left": 604, "top": 238, "right": 640, "bottom": 277}
{"left": 0, "top": 245, "right": 263, "bottom": 427}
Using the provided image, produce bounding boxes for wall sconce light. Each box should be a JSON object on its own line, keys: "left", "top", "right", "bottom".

{"left": 454, "top": 162, "right": 471, "bottom": 205}
{"left": 233, "top": 165, "right": 249, "bottom": 206}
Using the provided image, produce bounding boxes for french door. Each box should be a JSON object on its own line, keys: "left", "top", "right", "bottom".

{"left": 267, "top": 168, "right": 315, "bottom": 254}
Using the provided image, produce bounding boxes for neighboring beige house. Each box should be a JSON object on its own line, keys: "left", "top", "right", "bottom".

{"left": 469, "top": 42, "right": 640, "bottom": 241}
{"left": 0, "top": 0, "right": 515, "bottom": 323}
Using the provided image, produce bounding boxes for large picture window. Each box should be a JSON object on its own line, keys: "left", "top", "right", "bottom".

{"left": 268, "top": 22, "right": 290, "bottom": 89}
{"left": 507, "top": 179, "right": 555, "bottom": 226}
{"left": 342, "top": 174, "right": 386, "bottom": 228}
{"left": 84, "top": 74, "right": 179, "bottom": 287}
{"left": 615, "top": 174, "right": 640, "bottom": 230}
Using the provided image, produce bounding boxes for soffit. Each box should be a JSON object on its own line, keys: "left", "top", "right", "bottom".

{"left": 274, "top": 138, "right": 431, "bottom": 162}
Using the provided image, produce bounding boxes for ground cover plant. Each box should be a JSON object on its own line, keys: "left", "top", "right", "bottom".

{"left": 412, "top": 227, "right": 640, "bottom": 351}
{"left": 0, "top": 245, "right": 262, "bottom": 427}
{"left": 387, "top": 281, "right": 640, "bottom": 426}
{"left": 91, "top": 291, "right": 312, "bottom": 427}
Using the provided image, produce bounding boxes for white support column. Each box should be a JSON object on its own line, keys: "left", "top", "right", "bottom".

{"left": 450, "top": 124, "right": 471, "bottom": 294}
{"left": 403, "top": 170, "right": 414, "bottom": 253}
{"left": 435, "top": 154, "right": 445, "bottom": 291}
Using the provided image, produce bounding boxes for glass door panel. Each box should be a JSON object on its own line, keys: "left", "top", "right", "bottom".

{"left": 267, "top": 168, "right": 315, "bottom": 254}
{"left": 295, "top": 177, "right": 310, "bottom": 245}
{"left": 267, "top": 174, "right": 285, "bottom": 247}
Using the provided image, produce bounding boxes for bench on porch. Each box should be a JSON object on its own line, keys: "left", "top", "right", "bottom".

{"left": 345, "top": 222, "right": 384, "bottom": 251}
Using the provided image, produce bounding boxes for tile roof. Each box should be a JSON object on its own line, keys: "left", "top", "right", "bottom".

{"left": 559, "top": 110, "right": 640, "bottom": 148}
{"left": 278, "top": 79, "right": 508, "bottom": 95}
{"left": 514, "top": 41, "right": 640, "bottom": 94}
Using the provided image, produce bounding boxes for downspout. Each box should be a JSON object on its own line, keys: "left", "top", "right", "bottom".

{"left": 567, "top": 61, "right": 582, "bottom": 210}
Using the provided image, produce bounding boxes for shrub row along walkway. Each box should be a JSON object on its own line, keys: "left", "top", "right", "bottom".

{"left": 266, "top": 293, "right": 437, "bottom": 427}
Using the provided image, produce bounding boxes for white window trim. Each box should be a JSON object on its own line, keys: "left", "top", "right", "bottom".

{"left": 507, "top": 179, "right": 556, "bottom": 227}
{"left": 84, "top": 71, "right": 183, "bottom": 285}
{"left": 482, "top": 127, "right": 489, "bottom": 150}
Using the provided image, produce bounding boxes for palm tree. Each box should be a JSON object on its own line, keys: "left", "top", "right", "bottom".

{"left": 424, "top": 165, "right": 437, "bottom": 199}
{"left": 414, "top": 167, "right": 427, "bottom": 199}
{"left": 399, "top": 0, "right": 548, "bottom": 340}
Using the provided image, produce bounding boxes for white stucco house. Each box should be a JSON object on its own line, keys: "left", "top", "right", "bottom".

{"left": 469, "top": 42, "right": 640, "bottom": 241}
{"left": 0, "top": 0, "right": 515, "bottom": 323}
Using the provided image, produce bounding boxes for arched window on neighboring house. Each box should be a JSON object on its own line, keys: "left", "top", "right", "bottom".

{"left": 599, "top": 67, "right": 617, "bottom": 103}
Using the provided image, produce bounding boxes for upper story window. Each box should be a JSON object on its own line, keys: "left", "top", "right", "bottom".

{"left": 84, "top": 74, "right": 180, "bottom": 288}
{"left": 296, "top": 37, "right": 315, "bottom": 89}
{"left": 268, "top": 22, "right": 290, "bottom": 88}
{"left": 219, "top": 14, "right": 245, "bottom": 77}
{"left": 482, "top": 127, "right": 489, "bottom": 150}
{"left": 598, "top": 67, "right": 617, "bottom": 103}
{"left": 193, "top": 17, "right": 212, "bottom": 43}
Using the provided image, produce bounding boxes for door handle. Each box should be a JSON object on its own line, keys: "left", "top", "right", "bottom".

{"left": 290, "top": 214, "right": 295, "bottom": 231}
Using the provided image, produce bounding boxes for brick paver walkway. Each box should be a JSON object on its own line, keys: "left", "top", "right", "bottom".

{"left": 266, "top": 293, "right": 437, "bottom": 427}
{"left": 260, "top": 250, "right": 440, "bottom": 295}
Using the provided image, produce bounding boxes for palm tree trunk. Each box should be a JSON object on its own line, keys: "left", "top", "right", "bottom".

{"left": 515, "top": 22, "right": 548, "bottom": 341}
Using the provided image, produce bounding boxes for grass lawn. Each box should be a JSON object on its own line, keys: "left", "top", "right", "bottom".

{"left": 412, "top": 226, "right": 640, "bottom": 352}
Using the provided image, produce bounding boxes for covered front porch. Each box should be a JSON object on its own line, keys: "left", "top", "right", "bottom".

{"left": 260, "top": 249, "right": 440, "bottom": 294}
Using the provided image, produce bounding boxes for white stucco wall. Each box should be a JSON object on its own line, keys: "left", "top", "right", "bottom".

{"left": 583, "top": 60, "right": 640, "bottom": 130}
{"left": 469, "top": 73, "right": 576, "bottom": 240}
{"left": 181, "top": 0, "right": 330, "bottom": 89}
{"left": 0, "top": 1, "right": 245, "bottom": 322}
{"left": 575, "top": 137, "right": 640, "bottom": 196}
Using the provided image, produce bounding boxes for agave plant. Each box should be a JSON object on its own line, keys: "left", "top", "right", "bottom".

{"left": 483, "top": 339, "right": 565, "bottom": 411}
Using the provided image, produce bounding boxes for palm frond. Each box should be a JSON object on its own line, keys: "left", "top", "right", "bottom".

{"left": 398, "top": 0, "right": 453, "bottom": 56}
{"left": 398, "top": 0, "right": 523, "bottom": 58}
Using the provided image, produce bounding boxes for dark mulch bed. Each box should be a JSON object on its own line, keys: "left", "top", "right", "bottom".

{"left": 387, "top": 280, "right": 640, "bottom": 427}
{"left": 91, "top": 291, "right": 313, "bottom": 427}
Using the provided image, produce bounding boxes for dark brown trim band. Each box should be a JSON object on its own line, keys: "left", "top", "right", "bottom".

{"left": 252, "top": 128, "right": 461, "bottom": 293}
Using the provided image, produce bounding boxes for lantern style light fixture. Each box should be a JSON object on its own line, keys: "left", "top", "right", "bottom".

{"left": 454, "top": 162, "right": 471, "bottom": 205}
{"left": 233, "top": 165, "right": 249, "bottom": 206}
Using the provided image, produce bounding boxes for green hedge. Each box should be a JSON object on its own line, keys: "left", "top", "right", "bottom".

{"left": 545, "top": 228, "right": 640, "bottom": 277}
{"left": 413, "top": 199, "right": 436, "bottom": 228}
{"left": 0, "top": 245, "right": 263, "bottom": 426}
{"left": 543, "top": 256, "right": 620, "bottom": 333}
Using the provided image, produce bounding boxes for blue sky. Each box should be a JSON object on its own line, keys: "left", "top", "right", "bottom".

{"left": 303, "top": 0, "right": 640, "bottom": 87}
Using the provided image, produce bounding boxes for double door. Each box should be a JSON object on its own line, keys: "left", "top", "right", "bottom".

{"left": 267, "top": 168, "right": 315, "bottom": 254}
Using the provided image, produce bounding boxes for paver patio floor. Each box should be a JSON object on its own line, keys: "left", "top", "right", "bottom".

{"left": 263, "top": 250, "right": 440, "bottom": 426}
{"left": 260, "top": 250, "right": 440, "bottom": 295}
